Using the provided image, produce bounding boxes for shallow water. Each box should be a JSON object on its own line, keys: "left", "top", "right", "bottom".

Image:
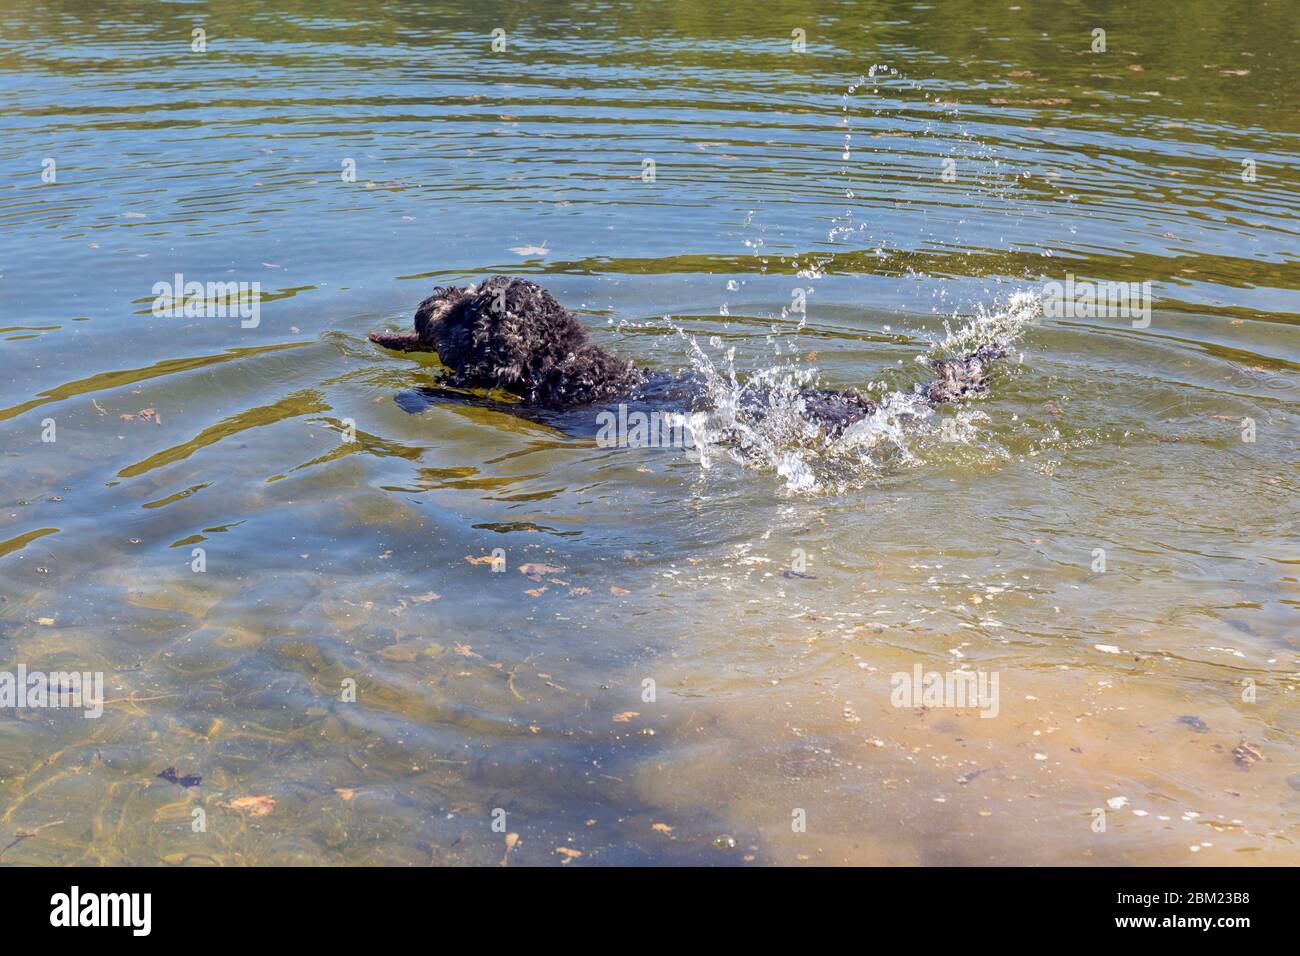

{"left": 1, "top": 0, "right": 1297, "bottom": 865}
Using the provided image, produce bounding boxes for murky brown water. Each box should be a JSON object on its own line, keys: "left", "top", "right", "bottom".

{"left": 1, "top": 0, "right": 1297, "bottom": 865}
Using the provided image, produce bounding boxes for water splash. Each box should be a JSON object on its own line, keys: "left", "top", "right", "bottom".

{"left": 676, "top": 292, "right": 1042, "bottom": 493}
{"left": 930, "top": 289, "right": 1041, "bottom": 359}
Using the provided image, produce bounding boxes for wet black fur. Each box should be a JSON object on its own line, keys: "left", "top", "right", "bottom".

{"left": 370, "top": 276, "right": 643, "bottom": 408}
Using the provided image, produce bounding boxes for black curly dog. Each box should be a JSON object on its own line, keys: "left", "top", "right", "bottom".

{"left": 370, "top": 276, "right": 1005, "bottom": 433}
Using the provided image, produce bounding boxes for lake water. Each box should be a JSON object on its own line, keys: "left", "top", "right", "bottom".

{"left": 1, "top": 0, "right": 1296, "bottom": 865}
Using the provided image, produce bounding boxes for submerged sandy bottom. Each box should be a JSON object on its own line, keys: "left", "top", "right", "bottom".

{"left": 1, "top": 299, "right": 1295, "bottom": 866}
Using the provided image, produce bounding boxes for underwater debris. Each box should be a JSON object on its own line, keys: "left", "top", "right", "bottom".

{"left": 157, "top": 766, "right": 202, "bottom": 788}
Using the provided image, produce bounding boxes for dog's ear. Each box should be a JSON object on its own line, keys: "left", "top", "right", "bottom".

{"left": 414, "top": 286, "right": 469, "bottom": 346}
{"left": 423, "top": 277, "right": 642, "bottom": 405}
{"left": 459, "top": 277, "right": 591, "bottom": 387}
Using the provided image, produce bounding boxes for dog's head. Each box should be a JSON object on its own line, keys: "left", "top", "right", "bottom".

{"left": 414, "top": 276, "right": 593, "bottom": 398}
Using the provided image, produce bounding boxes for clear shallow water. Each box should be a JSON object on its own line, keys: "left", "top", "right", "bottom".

{"left": 0, "top": 0, "right": 1297, "bottom": 864}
